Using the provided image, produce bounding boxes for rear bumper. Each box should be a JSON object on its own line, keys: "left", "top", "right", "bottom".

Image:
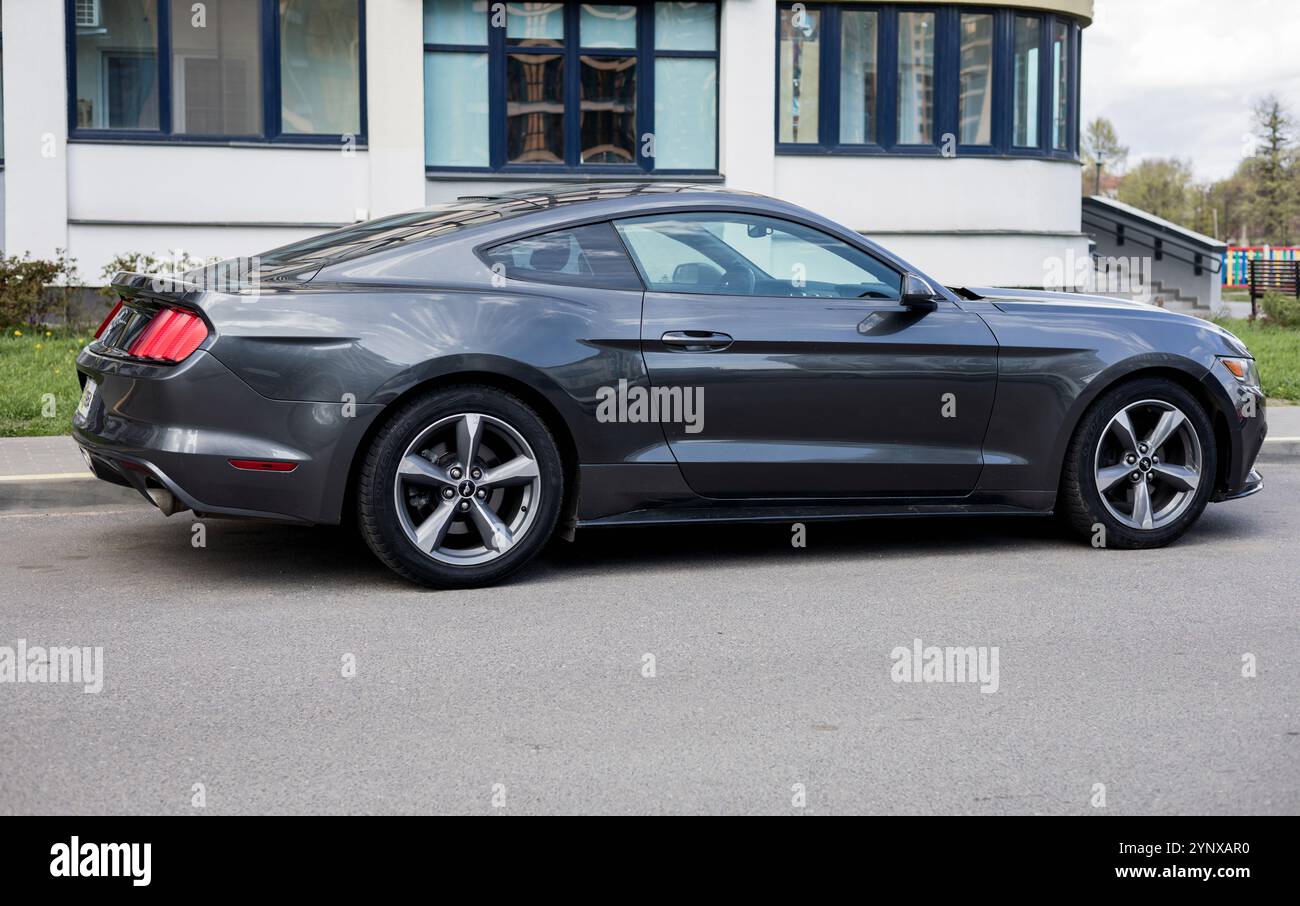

{"left": 73, "top": 347, "right": 381, "bottom": 524}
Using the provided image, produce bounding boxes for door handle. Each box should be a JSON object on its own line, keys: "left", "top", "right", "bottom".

{"left": 661, "top": 330, "right": 733, "bottom": 352}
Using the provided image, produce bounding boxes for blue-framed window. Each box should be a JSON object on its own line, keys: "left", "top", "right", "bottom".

{"left": 66, "top": 0, "right": 367, "bottom": 144}
{"left": 423, "top": 0, "right": 719, "bottom": 174}
{"left": 776, "top": 3, "right": 1079, "bottom": 159}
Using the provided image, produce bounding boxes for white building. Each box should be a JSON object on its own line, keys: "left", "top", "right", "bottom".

{"left": 0, "top": 0, "right": 1092, "bottom": 288}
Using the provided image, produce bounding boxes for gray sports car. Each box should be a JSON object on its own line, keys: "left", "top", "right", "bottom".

{"left": 74, "top": 184, "right": 1267, "bottom": 588}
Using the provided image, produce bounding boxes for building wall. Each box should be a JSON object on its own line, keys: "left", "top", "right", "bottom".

{"left": 4, "top": 0, "right": 1089, "bottom": 290}
{"left": 775, "top": 155, "right": 1087, "bottom": 285}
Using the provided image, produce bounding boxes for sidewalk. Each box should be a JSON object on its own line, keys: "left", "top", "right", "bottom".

{"left": 2, "top": 408, "right": 1297, "bottom": 510}
{"left": 0, "top": 435, "right": 138, "bottom": 510}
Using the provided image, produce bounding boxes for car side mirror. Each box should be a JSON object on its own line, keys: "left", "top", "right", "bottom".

{"left": 901, "top": 274, "right": 941, "bottom": 311}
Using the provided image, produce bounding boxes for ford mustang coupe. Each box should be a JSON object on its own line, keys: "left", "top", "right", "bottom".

{"left": 74, "top": 185, "right": 1267, "bottom": 588}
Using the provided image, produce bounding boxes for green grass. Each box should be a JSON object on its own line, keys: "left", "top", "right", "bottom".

{"left": 0, "top": 328, "right": 92, "bottom": 437}
{"left": 1211, "top": 318, "right": 1300, "bottom": 403}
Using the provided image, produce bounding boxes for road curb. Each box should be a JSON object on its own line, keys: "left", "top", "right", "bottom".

{"left": 1257, "top": 437, "right": 1300, "bottom": 462}
{"left": 2, "top": 439, "right": 1299, "bottom": 512}
{"left": 0, "top": 473, "right": 141, "bottom": 512}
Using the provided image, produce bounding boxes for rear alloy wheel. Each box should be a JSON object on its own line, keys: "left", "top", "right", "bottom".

{"left": 1060, "top": 378, "right": 1216, "bottom": 549}
{"left": 358, "top": 387, "right": 564, "bottom": 588}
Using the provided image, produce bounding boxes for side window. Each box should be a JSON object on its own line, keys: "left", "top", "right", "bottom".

{"left": 482, "top": 222, "right": 643, "bottom": 290}
{"left": 613, "top": 213, "right": 902, "bottom": 299}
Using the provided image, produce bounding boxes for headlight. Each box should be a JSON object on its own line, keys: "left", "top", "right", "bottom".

{"left": 1218, "top": 356, "right": 1261, "bottom": 388}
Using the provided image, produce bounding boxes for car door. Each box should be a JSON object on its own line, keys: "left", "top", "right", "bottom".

{"left": 614, "top": 211, "right": 999, "bottom": 499}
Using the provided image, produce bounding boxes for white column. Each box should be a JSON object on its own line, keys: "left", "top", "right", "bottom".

{"left": 365, "top": 0, "right": 428, "bottom": 218}
{"left": 718, "top": 0, "right": 777, "bottom": 194}
{"left": 3, "top": 0, "right": 70, "bottom": 257}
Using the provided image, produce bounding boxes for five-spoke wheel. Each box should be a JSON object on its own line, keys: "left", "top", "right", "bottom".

{"left": 1093, "top": 399, "right": 1202, "bottom": 531}
{"left": 394, "top": 413, "right": 542, "bottom": 566}
{"left": 358, "top": 386, "right": 563, "bottom": 588}
{"left": 1060, "top": 377, "right": 1216, "bottom": 549}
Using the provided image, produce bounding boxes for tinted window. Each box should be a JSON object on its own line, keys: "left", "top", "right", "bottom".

{"left": 483, "top": 222, "right": 643, "bottom": 291}
{"left": 613, "top": 213, "right": 901, "bottom": 299}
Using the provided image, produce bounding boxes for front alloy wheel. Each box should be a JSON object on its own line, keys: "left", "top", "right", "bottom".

{"left": 1093, "top": 399, "right": 1202, "bottom": 531}
{"left": 1060, "top": 377, "right": 1216, "bottom": 550}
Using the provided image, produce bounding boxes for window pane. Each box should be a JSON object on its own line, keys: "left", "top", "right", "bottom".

{"left": 74, "top": 0, "right": 160, "bottom": 130}
{"left": 507, "top": 53, "right": 564, "bottom": 163}
{"left": 1, "top": 24, "right": 5, "bottom": 159}
{"left": 280, "top": 0, "right": 360, "bottom": 135}
{"left": 839, "top": 10, "right": 878, "bottom": 144}
{"left": 897, "top": 11, "right": 934, "bottom": 145}
{"left": 169, "top": 0, "right": 261, "bottom": 135}
{"left": 615, "top": 213, "right": 901, "bottom": 299}
{"left": 1052, "top": 21, "right": 1070, "bottom": 150}
{"left": 959, "top": 13, "right": 992, "bottom": 145}
{"left": 483, "top": 222, "right": 642, "bottom": 290}
{"left": 580, "top": 56, "right": 636, "bottom": 163}
{"left": 655, "top": 1, "right": 715, "bottom": 51}
{"left": 653, "top": 58, "right": 716, "bottom": 169}
{"left": 1013, "top": 16, "right": 1040, "bottom": 147}
{"left": 424, "top": 0, "right": 487, "bottom": 45}
{"left": 581, "top": 4, "right": 636, "bottom": 48}
{"left": 508, "top": 2, "right": 564, "bottom": 46}
{"left": 425, "top": 52, "right": 489, "bottom": 166}
{"left": 778, "top": 7, "right": 820, "bottom": 144}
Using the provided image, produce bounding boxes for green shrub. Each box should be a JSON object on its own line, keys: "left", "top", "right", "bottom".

{"left": 1260, "top": 292, "right": 1300, "bottom": 328}
{"left": 0, "top": 250, "right": 81, "bottom": 328}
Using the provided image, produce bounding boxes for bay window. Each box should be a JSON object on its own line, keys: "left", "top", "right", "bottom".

{"left": 838, "top": 10, "right": 878, "bottom": 145}
{"left": 424, "top": 1, "right": 719, "bottom": 173}
{"left": 776, "top": 3, "right": 1080, "bottom": 159}
{"left": 67, "top": 0, "right": 366, "bottom": 142}
{"left": 1011, "top": 15, "right": 1039, "bottom": 148}
{"left": 896, "top": 11, "right": 934, "bottom": 146}
{"left": 958, "top": 12, "right": 993, "bottom": 146}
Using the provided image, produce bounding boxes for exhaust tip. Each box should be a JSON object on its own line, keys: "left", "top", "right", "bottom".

{"left": 146, "top": 486, "right": 186, "bottom": 517}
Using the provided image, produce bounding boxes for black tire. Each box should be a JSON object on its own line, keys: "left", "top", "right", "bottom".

{"left": 1059, "top": 377, "right": 1216, "bottom": 549}
{"left": 357, "top": 385, "right": 564, "bottom": 588}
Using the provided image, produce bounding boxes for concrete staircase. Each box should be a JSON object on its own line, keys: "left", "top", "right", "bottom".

{"left": 1149, "top": 279, "right": 1202, "bottom": 313}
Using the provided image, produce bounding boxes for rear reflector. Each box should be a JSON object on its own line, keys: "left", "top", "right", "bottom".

{"left": 94, "top": 300, "right": 124, "bottom": 339}
{"left": 127, "top": 307, "right": 209, "bottom": 362}
{"left": 228, "top": 459, "right": 298, "bottom": 472}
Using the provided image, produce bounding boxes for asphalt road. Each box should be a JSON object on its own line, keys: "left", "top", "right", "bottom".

{"left": 1, "top": 466, "right": 1297, "bottom": 815}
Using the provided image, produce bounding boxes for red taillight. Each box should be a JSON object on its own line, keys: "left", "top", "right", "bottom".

{"left": 228, "top": 459, "right": 298, "bottom": 472}
{"left": 94, "top": 300, "right": 124, "bottom": 339}
{"left": 127, "top": 307, "right": 209, "bottom": 362}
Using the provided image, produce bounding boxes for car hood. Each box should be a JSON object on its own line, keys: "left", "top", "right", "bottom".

{"left": 962, "top": 286, "right": 1154, "bottom": 312}
{"left": 958, "top": 287, "right": 1253, "bottom": 358}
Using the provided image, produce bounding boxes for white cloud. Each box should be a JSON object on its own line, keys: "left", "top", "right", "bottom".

{"left": 1083, "top": 0, "right": 1300, "bottom": 181}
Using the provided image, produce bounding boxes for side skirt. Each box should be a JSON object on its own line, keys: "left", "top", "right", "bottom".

{"left": 577, "top": 502, "right": 1053, "bottom": 529}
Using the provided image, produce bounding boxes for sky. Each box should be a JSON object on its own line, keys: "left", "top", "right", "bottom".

{"left": 1082, "top": 0, "right": 1300, "bottom": 182}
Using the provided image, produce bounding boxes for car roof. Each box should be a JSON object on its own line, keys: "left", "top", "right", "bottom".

{"left": 259, "top": 183, "right": 759, "bottom": 269}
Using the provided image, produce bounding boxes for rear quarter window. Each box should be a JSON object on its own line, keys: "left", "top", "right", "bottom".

{"left": 482, "top": 222, "right": 643, "bottom": 291}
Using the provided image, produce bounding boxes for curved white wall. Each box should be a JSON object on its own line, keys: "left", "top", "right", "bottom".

{"left": 774, "top": 156, "right": 1083, "bottom": 234}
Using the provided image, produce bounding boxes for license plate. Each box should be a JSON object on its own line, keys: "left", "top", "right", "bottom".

{"left": 76, "top": 379, "right": 97, "bottom": 420}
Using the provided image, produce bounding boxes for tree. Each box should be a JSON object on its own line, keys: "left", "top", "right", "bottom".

{"left": 1117, "top": 158, "right": 1197, "bottom": 225}
{"left": 1082, "top": 117, "right": 1129, "bottom": 196}
{"left": 1248, "top": 95, "right": 1295, "bottom": 245}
